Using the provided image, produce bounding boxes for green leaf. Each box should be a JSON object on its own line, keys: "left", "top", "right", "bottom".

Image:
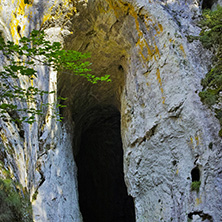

{"left": 0, "top": 29, "right": 110, "bottom": 124}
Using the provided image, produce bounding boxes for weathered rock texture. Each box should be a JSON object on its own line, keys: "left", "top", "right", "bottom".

{"left": 0, "top": 0, "right": 222, "bottom": 221}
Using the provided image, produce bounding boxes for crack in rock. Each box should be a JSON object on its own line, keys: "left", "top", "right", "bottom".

{"left": 188, "top": 211, "right": 213, "bottom": 221}
{"left": 131, "top": 124, "right": 158, "bottom": 147}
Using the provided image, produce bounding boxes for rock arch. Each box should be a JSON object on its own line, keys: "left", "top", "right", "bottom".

{"left": 57, "top": 1, "right": 222, "bottom": 221}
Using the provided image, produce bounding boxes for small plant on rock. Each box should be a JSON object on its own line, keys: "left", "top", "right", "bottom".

{"left": 191, "top": 181, "right": 201, "bottom": 192}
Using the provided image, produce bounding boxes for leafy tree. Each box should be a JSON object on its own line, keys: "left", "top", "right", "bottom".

{"left": 0, "top": 30, "right": 110, "bottom": 124}
{"left": 198, "top": 6, "right": 222, "bottom": 136}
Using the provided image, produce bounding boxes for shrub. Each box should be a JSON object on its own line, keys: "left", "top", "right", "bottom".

{"left": 198, "top": 6, "right": 222, "bottom": 137}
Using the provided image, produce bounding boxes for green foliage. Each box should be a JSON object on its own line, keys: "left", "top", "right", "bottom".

{"left": 0, "top": 177, "right": 33, "bottom": 222}
{"left": 198, "top": 6, "right": 222, "bottom": 137}
{"left": 32, "top": 190, "right": 38, "bottom": 202}
{"left": 199, "top": 6, "right": 222, "bottom": 48}
{"left": 215, "top": 108, "right": 222, "bottom": 124}
{"left": 191, "top": 181, "right": 201, "bottom": 192}
{"left": 219, "top": 129, "right": 222, "bottom": 137}
{"left": 0, "top": 29, "right": 110, "bottom": 124}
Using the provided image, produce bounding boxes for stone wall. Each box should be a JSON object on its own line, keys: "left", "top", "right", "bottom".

{"left": 0, "top": 0, "right": 222, "bottom": 221}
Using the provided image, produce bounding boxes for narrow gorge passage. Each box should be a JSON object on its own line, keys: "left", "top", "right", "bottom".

{"left": 75, "top": 106, "right": 135, "bottom": 222}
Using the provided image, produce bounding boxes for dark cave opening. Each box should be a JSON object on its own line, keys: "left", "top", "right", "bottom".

{"left": 75, "top": 105, "right": 135, "bottom": 222}
{"left": 191, "top": 167, "right": 200, "bottom": 182}
{"left": 202, "top": 0, "right": 216, "bottom": 9}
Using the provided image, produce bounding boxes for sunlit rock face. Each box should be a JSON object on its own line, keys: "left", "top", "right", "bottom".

{"left": 0, "top": 1, "right": 83, "bottom": 222}
{"left": 0, "top": 0, "right": 222, "bottom": 221}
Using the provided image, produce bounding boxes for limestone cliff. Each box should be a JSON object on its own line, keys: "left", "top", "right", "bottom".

{"left": 0, "top": 0, "right": 222, "bottom": 221}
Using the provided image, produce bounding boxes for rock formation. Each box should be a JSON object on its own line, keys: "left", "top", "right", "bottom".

{"left": 0, "top": 0, "right": 222, "bottom": 221}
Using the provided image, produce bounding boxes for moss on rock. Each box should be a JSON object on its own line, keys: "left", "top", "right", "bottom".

{"left": 191, "top": 181, "right": 201, "bottom": 192}
{"left": 0, "top": 177, "right": 33, "bottom": 222}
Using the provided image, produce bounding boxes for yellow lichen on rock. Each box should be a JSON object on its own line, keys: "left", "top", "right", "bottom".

{"left": 129, "top": 6, "right": 161, "bottom": 64}
{"left": 110, "top": 2, "right": 164, "bottom": 101}
{"left": 9, "top": 0, "right": 32, "bottom": 43}
{"left": 176, "top": 168, "right": 179, "bottom": 175}
{"left": 8, "top": 0, "right": 85, "bottom": 35}
{"left": 0, "top": 1, "right": 2, "bottom": 15}
{"left": 156, "top": 68, "right": 165, "bottom": 104}
{"left": 195, "top": 135, "right": 199, "bottom": 146}
{"left": 0, "top": 131, "right": 8, "bottom": 144}
{"left": 158, "top": 23, "right": 163, "bottom": 32}
{"left": 179, "top": 44, "right": 186, "bottom": 58}
{"left": 41, "top": 0, "right": 87, "bottom": 27}
{"left": 195, "top": 197, "right": 202, "bottom": 206}
{"left": 189, "top": 133, "right": 202, "bottom": 149}
{"left": 103, "top": 0, "right": 162, "bottom": 65}
{"left": 189, "top": 137, "right": 195, "bottom": 149}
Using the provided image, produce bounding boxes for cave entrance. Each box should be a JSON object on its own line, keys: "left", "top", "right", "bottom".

{"left": 202, "top": 0, "right": 217, "bottom": 9}
{"left": 75, "top": 105, "right": 135, "bottom": 222}
{"left": 57, "top": 1, "right": 136, "bottom": 220}
{"left": 191, "top": 167, "right": 200, "bottom": 182}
